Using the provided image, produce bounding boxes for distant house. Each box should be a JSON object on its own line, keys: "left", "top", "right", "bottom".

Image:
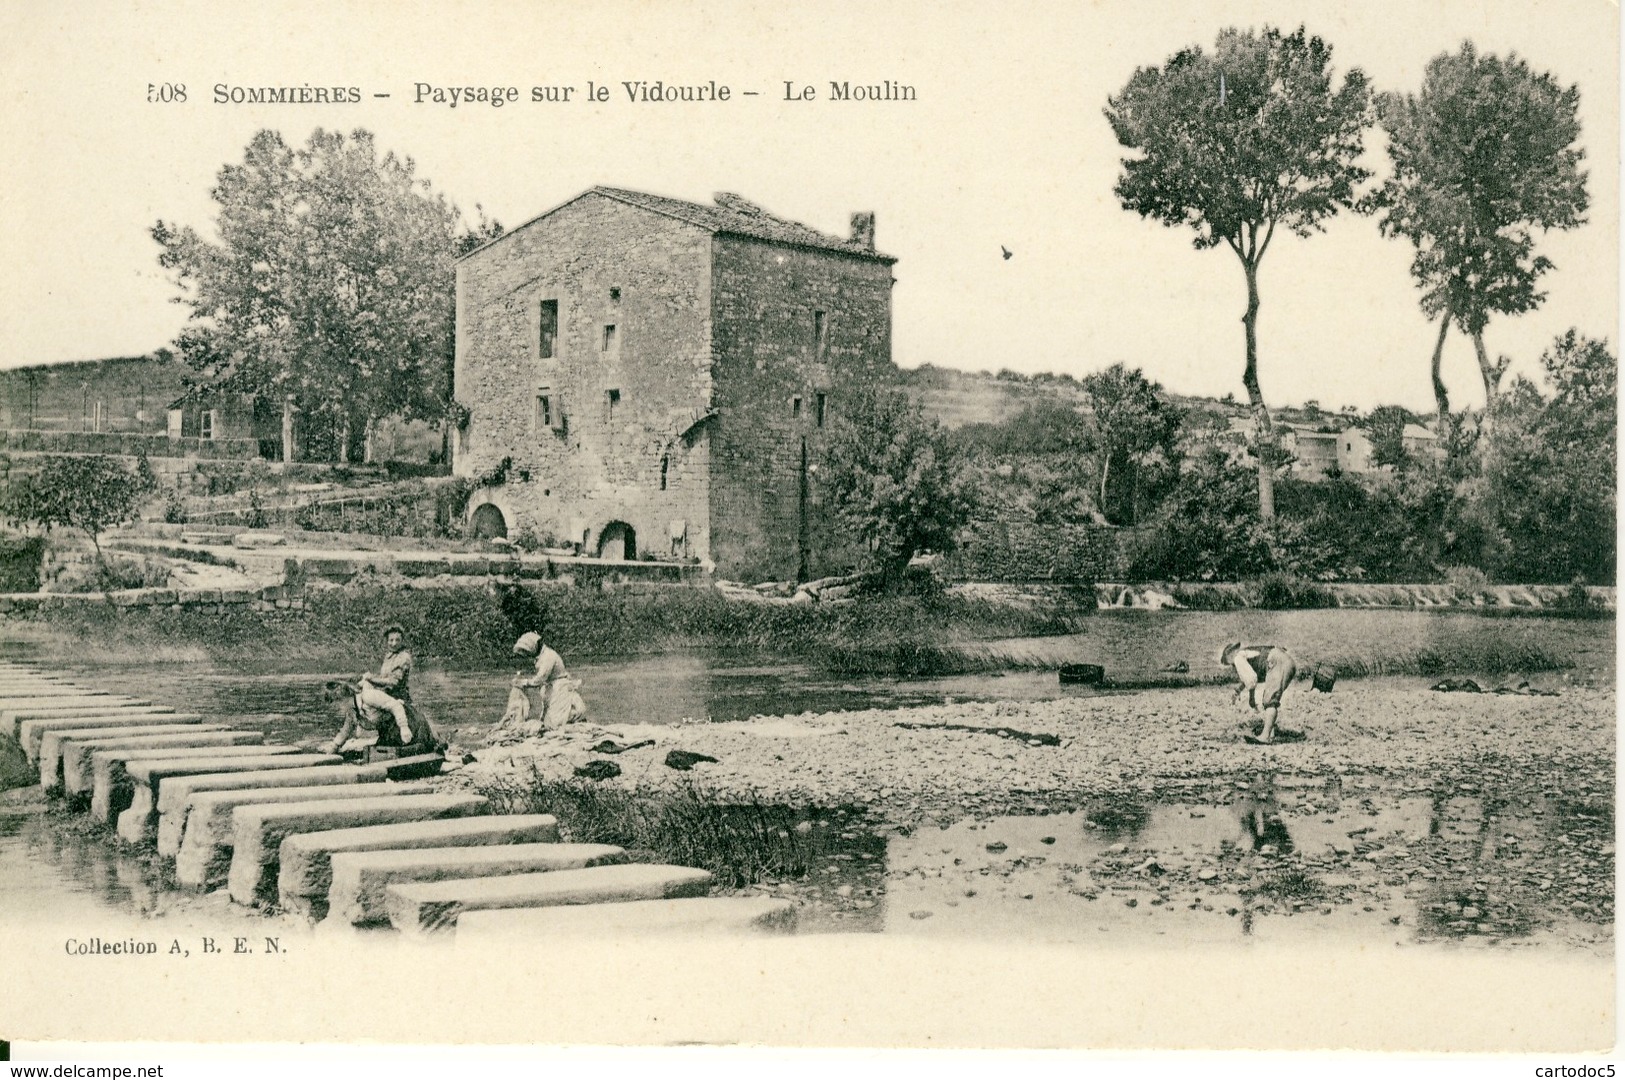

{"left": 453, "top": 186, "right": 897, "bottom": 580}
{"left": 1285, "top": 427, "right": 1340, "bottom": 480}
{"left": 1338, "top": 427, "right": 1374, "bottom": 474}
{"left": 166, "top": 390, "right": 279, "bottom": 457}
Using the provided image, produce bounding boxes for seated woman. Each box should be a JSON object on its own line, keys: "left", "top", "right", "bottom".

{"left": 321, "top": 679, "right": 439, "bottom": 757}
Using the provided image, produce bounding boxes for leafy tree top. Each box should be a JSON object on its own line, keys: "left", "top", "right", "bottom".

{"left": 1105, "top": 25, "right": 1372, "bottom": 265}
{"left": 1364, "top": 43, "right": 1589, "bottom": 333}
{"left": 153, "top": 128, "right": 487, "bottom": 434}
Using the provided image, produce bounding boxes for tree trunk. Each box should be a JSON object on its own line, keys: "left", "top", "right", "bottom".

{"left": 1097, "top": 452, "right": 1111, "bottom": 521}
{"left": 1472, "top": 332, "right": 1500, "bottom": 407}
{"left": 363, "top": 414, "right": 377, "bottom": 465}
{"left": 1430, "top": 308, "right": 1452, "bottom": 427}
{"left": 338, "top": 412, "right": 351, "bottom": 465}
{"left": 1240, "top": 260, "right": 1275, "bottom": 521}
{"left": 281, "top": 396, "right": 296, "bottom": 464}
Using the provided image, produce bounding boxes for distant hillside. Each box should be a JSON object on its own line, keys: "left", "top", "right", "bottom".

{"left": 898, "top": 365, "right": 1090, "bottom": 429}
{"left": 899, "top": 364, "right": 1366, "bottom": 433}
{"left": 0, "top": 354, "right": 192, "bottom": 433}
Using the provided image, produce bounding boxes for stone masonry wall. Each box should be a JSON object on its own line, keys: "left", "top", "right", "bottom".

{"left": 708, "top": 235, "right": 896, "bottom": 581}
{"left": 454, "top": 194, "right": 714, "bottom": 561}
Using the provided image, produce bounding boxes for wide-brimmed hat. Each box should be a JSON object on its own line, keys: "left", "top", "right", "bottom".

{"left": 1218, "top": 641, "right": 1242, "bottom": 666}
{"left": 512, "top": 631, "right": 542, "bottom": 656}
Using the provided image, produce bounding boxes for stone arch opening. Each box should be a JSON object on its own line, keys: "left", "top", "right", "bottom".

{"left": 470, "top": 503, "right": 508, "bottom": 539}
{"left": 598, "top": 521, "right": 636, "bottom": 561}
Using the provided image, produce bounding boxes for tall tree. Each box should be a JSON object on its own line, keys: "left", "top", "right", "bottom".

{"left": 1365, "top": 43, "right": 1588, "bottom": 420}
{"left": 154, "top": 129, "right": 480, "bottom": 464}
{"left": 1081, "top": 363, "right": 1183, "bottom": 524}
{"left": 1106, "top": 26, "right": 1372, "bottom": 520}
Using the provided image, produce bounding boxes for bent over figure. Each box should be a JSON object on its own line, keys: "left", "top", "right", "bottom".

{"left": 1220, "top": 641, "right": 1299, "bottom": 744}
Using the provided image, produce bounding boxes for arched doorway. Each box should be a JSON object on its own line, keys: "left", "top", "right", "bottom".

{"left": 597, "top": 521, "right": 636, "bottom": 561}
{"left": 470, "top": 503, "right": 508, "bottom": 539}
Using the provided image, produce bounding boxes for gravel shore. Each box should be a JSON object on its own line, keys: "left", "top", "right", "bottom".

{"left": 456, "top": 679, "right": 1614, "bottom": 949}
{"left": 461, "top": 680, "right": 1614, "bottom": 817}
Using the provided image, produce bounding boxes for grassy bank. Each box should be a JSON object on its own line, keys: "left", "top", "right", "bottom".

{"left": 478, "top": 769, "right": 873, "bottom": 888}
{"left": 0, "top": 582, "right": 1092, "bottom": 672}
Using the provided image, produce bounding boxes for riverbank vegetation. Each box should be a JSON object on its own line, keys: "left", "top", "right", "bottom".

{"left": 478, "top": 770, "right": 868, "bottom": 888}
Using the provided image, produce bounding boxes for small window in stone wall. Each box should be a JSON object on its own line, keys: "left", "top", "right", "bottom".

{"left": 660, "top": 455, "right": 669, "bottom": 490}
{"left": 535, "top": 394, "right": 552, "bottom": 431}
{"left": 610, "top": 287, "right": 621, "bottom": 302}
{"left": 814, "top": 310, "right": 827, "bottom": 359}
{"left": 539, "top": 300, "right": 558, "bottom": 359}
{"left": 792, "top": 396, "right": 802, "bottom": 419}
{"left": 816, "top": 392, "right": 827, "bottom": 428}
{"left": 603, "top": 324, "right": 617, "bottom": 352}
{"left": 201, "top": 410, "right": 215, "bottom": 440}
{"left": 607, "top": 388, "right": 620, "bottom": 420}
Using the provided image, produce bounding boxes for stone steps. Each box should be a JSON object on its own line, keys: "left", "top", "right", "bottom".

{"left": 108, "top": 753, "right": 340, "bottom": 831}
{"left": 95, "top": 745, "right": 304, "bottom": 825}
{"left": 12, "top": 708, "right": 185, "bottom": 751}
{"left": 153, "top": 764, "right": 393, "bottom": 854}
{"left": 277, "top": 814, "right": 561, "bottom": 917}
{"left": 227, "top": 794, "right": 490, "bottom": 906}
{"left": 324, "top": 842, "right": 628, "bottom": 926}
{"left": 5, "top": 661, "right": 761, "bottom": 945}
{"left": 58, "top": 729, "right": 252, "bottom": 794}
{"left": 455, "top": 896, "right": 798, "bottom": 940}
{"left": 173, "top": 782, "right": 439, "bottom": 888}
{"left": 39, "top": 723, "right": 227, "bottom": 788}
{"left": 385, "top": 863, "right": 716, "bottom": 937}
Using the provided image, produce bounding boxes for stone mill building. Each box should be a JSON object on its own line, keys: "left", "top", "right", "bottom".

{"left": 452, "top": 185, "right": 897, "bottom": 581}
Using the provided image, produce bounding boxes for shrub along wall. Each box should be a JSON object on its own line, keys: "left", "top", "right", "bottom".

{"left": 941, "top": 520, "right": 1138, "bottom": 583}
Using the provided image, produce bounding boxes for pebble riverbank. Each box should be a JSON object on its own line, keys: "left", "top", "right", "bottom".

{"left": 455, "top": 680, "right": 1615, "bottom": 949}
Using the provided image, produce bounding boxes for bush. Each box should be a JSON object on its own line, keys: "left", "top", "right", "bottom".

{"left": 1444, "top": 565, "right": 1491, "bottom": 597}
{"left": 1246, "top": 572, "right": 1336, "bottom": 609}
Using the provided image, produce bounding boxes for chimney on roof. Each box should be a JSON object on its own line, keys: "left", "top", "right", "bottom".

{"left": 850, "top": 211, "right": 875, "bottom": 250}
{"left": 713, "top": 192, "right": 766, "bottom": 216}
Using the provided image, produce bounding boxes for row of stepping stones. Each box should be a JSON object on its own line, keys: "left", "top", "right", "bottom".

{"left": 0, "top": 660, "right": 794, "bottom": 939}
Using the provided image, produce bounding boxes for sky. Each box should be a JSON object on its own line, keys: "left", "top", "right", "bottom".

{"left": 0, "top": 0, "right": 1616, "bottom": 414}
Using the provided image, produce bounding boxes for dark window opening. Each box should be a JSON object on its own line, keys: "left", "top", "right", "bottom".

{"left": 535, "top": 395, "right": 551, "bottom": 430}
{"left": 815, "top": 392, "right": 827, "bottom": 428}
{"left": 660, "top": 455, "right": 669, "bottom": 490}
{"left": 609, "top": 287, "right": 621, "bottom": 302}
{"left": 607, "top": 388, "right": 620, "bottom": 419}
{"left": 538, "top": 299, "right": 558, "bottom": 359}
{"left": 603, "top": 324, "right": 617, "bottom": 352}
{"left": 813, "top": 310, "right": 827, "bottom": 359}
{"left": 792, "top": 395, "right": 802, "bottom": 419}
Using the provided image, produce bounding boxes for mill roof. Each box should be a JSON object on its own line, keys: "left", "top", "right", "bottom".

{"left": 460, "top": 186, "right": 895, "bottom": 263}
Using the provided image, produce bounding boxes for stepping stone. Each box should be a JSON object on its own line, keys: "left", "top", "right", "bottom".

{"left": 386, "top": 864, "right": 716, "bottom": 937}
{"left": 154, "top": 764, "right": 392, "bottom": 855}
{"left": 42, "top": 724, "right": 232, "bottom": 790}
{"left": 324, "top": 843, "right": 627, "bottom": 926}
{"left": 89, "top": 742, "right": 291, "bottom": 809}
{"left": 173, "top": 782, "right": 438, "bottom": 888}
{"left": 100, "top": 753, "right": 338, "bottom": 830}
{"left": 65, "top": 731, "right": 261, "bottom": 795}
{"left": 14, "top": 708, "right": 185, "bottom": 753}
{"left": 455, "top": 896, "right": 797, "bottom": 941}
{"left": 0, "top": 694, "right": 117, "bottom": 712}
{"left": 227, "top": 794, "right": 490, "bottom": 906}
{"left": 278, "top": 814, "right": 560, "bottom": 917}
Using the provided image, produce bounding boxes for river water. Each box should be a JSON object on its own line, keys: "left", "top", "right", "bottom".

{"left": 0, "top": 608, "right": 1612, "bottom": 947}
{"left": 5, "top": 608, "right": 1613, "bottom": 750}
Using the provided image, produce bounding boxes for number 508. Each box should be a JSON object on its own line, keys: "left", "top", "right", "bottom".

{"left": 147, "top": 82, "right": 187, "bottom": 103}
